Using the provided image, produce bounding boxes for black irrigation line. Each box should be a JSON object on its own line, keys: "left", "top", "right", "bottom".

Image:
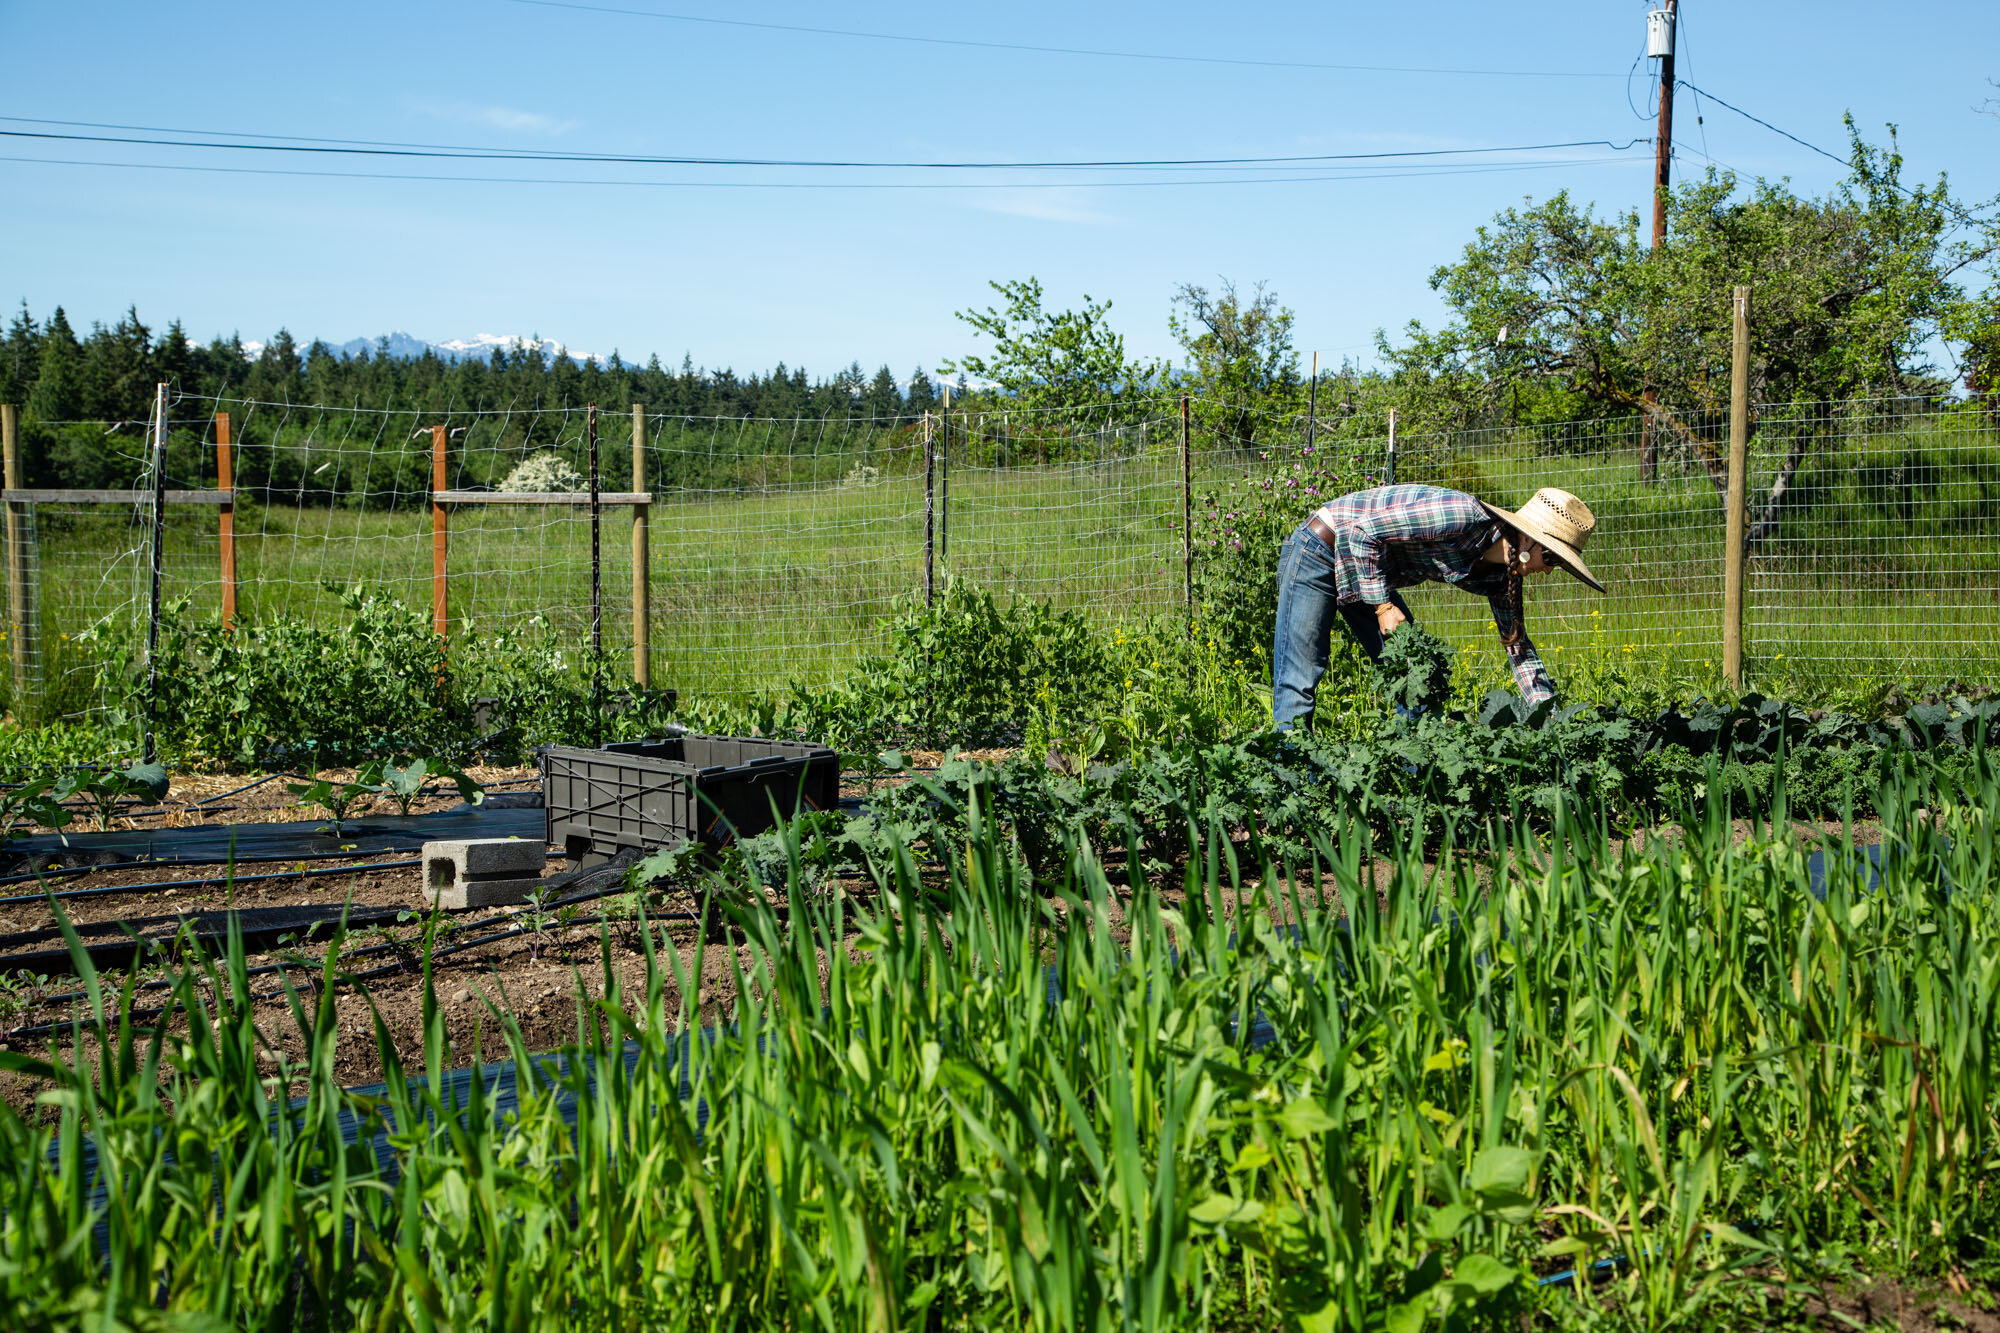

{"left": 0, "top": 857, "right": 434, "bottom": 907}
{"left": 0, "top": 845, "right": 501, "bottom": 889}
{"left": 0, "top": 844, "right": 571, "bottom": 905}
{"left": 5, "top": 873, "right": 690, "bottom": 1035}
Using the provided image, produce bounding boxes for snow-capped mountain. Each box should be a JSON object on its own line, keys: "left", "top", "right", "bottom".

{"left": 331, "top": 332, "right": 608, "bottom": 365}
{"left": 242, "top": 332, "right": 609, "bottom": 365}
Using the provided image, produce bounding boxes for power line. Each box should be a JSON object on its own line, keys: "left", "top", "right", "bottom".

{"left": 1675, "top": 80, "right": 1850, "bottom": 169}
{"left": 0, "top": 122, "right": 1647, "bottom": 172}
{"left": 0, "top": 152, "right": 1642, "bottom": 192}
{"left": 499, "top": 0, "right": 1621, "bottom": 79}
{"left": 1676, "top": 80, "right": 1987, "bottom": 226}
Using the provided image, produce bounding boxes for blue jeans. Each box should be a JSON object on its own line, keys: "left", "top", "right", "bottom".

{"left": 1272, "top": 522, "right": 1414, "bottom": 730}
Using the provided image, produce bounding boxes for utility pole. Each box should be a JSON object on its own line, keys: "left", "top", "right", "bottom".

{"left": 1649, "top": 1, "right": 1677, "bottom": 249}
{"left": 1640, "top": 1, "right": 1678, "bottom": 484}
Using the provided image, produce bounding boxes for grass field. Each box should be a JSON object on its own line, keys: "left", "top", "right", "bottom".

{"left": 11, "top": 405, "right": 1998, "bottom": 721}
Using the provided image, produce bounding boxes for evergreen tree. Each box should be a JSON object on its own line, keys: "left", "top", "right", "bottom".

{"left": 905, "top": 365, "right": 938, "bottom": 414}
{"left": 25, "top": 307, "right": 84, "bottom": 423}
{"left": 0, "top": 302, "right": 38, "bottom": 407}
{"left": 866, "top": 364, "right": 902, "bottom": 419}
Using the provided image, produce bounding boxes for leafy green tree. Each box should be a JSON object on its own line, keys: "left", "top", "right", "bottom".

{"left": 943, "top": 278, "right": 1150, "bottom": 422}
{"left": 1383, "top": 125, "right": 1994, "bottom": 533}
{"left": 1169, "top": 280, "right": 1304, "bottom": 445}
{"left": 906, "top": 365, "right": 938, "bottom": 415}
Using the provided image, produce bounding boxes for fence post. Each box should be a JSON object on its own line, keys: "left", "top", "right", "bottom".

{"left": 1723, "top": 285, "right": 1751, "bottom": 688}
{"left": 1307, "top": 351, "right": 1318, "bottom": 451}
{"left": 1180, "top": 393, "right": 1193, "bottom": 638}
{"left": 631, "top": 403, "right": 650, "bottom": 690}
{"left": 144, "top": 383, "right": 169, "bottom": 763}
{"left": 588, "top": 403, "right": 603, "bottom": 745}
{"left": 431, "top": 425, "right": 448, "bottom": 640}
{"left": 1386, "top": 407, "right": 1398, "bottom": 486}
{"left": 2, "top": 404, "right": 34, "bottom": 723}
{"left": 216, "top": 412, "right": 236, "bottom": 632}
{"left": 924, "top": 409, "right": 936, "bottom": 608}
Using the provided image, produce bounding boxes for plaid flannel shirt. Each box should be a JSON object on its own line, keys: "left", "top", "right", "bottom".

{"left": 1312, "top": 484, "right": 1556, "bottom": 705}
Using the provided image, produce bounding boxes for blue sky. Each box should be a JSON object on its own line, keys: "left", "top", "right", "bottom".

{"left": 2, "top": 1, "right": 1994, "bottom": 380}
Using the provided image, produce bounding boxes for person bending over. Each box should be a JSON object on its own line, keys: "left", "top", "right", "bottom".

{"left": 1271, "top": 484, "right": 1604, "bottom": 730}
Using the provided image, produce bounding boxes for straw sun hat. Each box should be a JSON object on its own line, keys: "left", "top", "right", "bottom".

{"left": 1478, "top": 488, "right": 1606, "bottom": 593}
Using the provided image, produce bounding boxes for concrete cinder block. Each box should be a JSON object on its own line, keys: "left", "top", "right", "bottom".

{"left": 429, "top": 876, "right": 543, "bottom": 910}
{"left": 423, "top": 838, "right": 544, "bottom": 910}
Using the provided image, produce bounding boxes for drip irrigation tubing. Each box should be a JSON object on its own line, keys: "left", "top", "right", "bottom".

{"left": 6, "top": 865, "right": 684, "bottom": 1030}
{"left": 0, "top": 857, "right": 443, "bottom": 907}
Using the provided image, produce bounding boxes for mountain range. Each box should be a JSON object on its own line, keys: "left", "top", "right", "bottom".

{"left": 243, "top": 331, "right": 608, "bottom": 365}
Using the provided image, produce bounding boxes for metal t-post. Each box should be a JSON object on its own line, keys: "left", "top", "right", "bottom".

{"left": 1180, "top": 393, "right": 1193, "bottom": 639}
{"left": 631, "top": 403, "right": 650, "bottom": 689}
{"left": 588, "top": 403, "right": 603, "bottom": 745}
{"left": 923, "top": 410, "right": 936, "bottom": 608}
{"left": 144, "top": 383, "right": 168, "bottom": 763}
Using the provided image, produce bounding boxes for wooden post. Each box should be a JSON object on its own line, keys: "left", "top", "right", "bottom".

{"left": 1724, "top": 285, "right": 1751, "bottom": 688}
{"left": 1180, "top": 393, "right": 1193, "bottom": 637}
{"left": 216, "top": 413, "right": 237, "bottom": 631}
{"left": 1386, "top": 407, "right": 1398, "bottom": 485}
{"left": 431, "top": 425, "right": 448, "bottom": 639}
{"left": 144, "top": 383, "right": 168, "bottom": 763}
{"left": 631, "top": 403, "right": 650, "bottom": 689}
{"left": 2, "top": 403, "right": 31, "bottom": 719}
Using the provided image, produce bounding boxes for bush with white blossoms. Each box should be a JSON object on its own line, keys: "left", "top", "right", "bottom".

{"left": 499, "top": 451, "right": 586, "bottom": 493}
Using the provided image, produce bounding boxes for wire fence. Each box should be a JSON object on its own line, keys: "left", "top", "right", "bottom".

{"left": 3, "top": 388, "right": 1995, "bottom": 734}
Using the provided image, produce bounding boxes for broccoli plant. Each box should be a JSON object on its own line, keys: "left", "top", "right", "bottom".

{"left": 380, "top": 757, "right": 485, "bottom": 816}
{"left": 78, "top": 762, "right": 171, "bottom": 832}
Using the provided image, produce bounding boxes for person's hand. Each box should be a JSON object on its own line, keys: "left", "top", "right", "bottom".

{"left": 1375, "top": 602, "right": 1407, "bottom": 636}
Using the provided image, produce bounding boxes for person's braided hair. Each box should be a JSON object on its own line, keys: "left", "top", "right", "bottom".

{"left": 1497, "top": 526, "right": 1527, "bottom": 651}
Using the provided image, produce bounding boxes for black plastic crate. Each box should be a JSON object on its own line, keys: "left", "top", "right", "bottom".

{"left": 542, "top": 734, "right": 841, "bottom": 864}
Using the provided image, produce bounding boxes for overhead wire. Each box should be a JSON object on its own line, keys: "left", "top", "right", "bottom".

{"left": 0, "top": 122, "right": 1647, "bottom": 172}
{"left": 0, "top": 152, "right": 1646, "bottom": 192}
{"left": 497, "top": 0, "right": 1621, "bottom": 79}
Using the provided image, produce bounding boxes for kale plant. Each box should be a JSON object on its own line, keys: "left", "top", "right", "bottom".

{"left": 1373, "top": 624, "right": 1456, "bottom": 715}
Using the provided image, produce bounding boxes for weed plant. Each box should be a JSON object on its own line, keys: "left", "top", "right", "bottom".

{"left": 2, "top": 747, "right": 1998, "bottom": 1327}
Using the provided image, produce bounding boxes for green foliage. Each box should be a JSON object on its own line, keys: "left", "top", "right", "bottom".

{"left": 1374, "top": 623, "right": 1456, "bottom": 715}
{"left": 0, "top": 719, "right": 131, "bottom": 778}
{"left": 1168, "top": 279, "right": 1304, "bottom": 446}
{"left": 942, "top": 277, "right": 1156, "bottom": 438}
{"left": 288, "top": 760, "right": 388, "bottom": 829}
{"left": 1189, "top": 440, "right": 1384, "bottom": 669}
{"left": 1385, "top": 127, "right": 1992, "bottom": 432}
{"left": 76, "top": 761, "right": 169, "bottom": 831}
{"left": 7, "top": 746, "right": 1998, "bottom": 1324}
{"left": 1, "top": 772, "right": 76, "bottom": 839}
{"left": 380, "top": 756, "right": 483, "bottom": 816}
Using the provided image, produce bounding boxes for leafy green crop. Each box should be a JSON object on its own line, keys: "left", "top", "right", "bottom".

{"left": 1374, "top": 623, "right": 1457, "bottom": 715}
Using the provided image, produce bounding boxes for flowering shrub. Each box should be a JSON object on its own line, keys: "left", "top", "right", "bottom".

{"left": 499, "top": 451, "right": 586, "bottom": 493}
{"left": 1189, "top": 440, "right": 1380, "bottom": 668}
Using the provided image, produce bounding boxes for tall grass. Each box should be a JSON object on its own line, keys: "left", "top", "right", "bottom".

{"left": 3, "top": 747, "right": 1997, "bottom": 1327}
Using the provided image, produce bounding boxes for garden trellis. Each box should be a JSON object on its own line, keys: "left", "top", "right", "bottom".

{"left": 4, "top": 379, "right": 1996, "bottom": 744}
